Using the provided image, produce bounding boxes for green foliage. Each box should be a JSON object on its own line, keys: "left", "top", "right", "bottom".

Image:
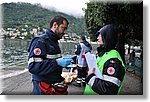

{"left": 2, "top": 2, "right": 87, "bottom": 36}
{"left": 84, "top": 2, "right": 107, "bottom": 41}
{"left": 84, "top": 1, "right": 143, "bottom": 43}
{"left": 127, "top": 38, "right": 143, "bottom": 46}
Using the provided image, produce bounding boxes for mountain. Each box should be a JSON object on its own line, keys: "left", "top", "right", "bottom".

{"left": 2, "top": 2, "right": 87, "bottom": 35}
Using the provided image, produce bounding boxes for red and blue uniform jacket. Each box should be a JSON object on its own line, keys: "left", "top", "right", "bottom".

{"left": 28, "top": 29, "right": 64, "bottom": 84}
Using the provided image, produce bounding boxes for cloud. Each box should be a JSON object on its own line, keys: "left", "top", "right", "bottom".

{"left": 0, "top": 0, "right": 89, "bottom": 17}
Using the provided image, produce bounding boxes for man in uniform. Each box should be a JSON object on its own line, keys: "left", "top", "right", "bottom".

{"left": 28, "top": 15, "right": 72, "bottom": 95}
{"left": 73, "top": 36, "right": 92, "bottom": 87}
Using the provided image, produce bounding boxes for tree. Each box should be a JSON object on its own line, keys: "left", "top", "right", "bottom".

{"left": 84, "top": 1, "right": 143, "bottom": 63}
{"left": 84, "top": 1, "right": 142, "bottom": 41}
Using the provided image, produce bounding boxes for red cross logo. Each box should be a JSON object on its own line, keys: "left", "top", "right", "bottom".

{"left": 34, "top": 48, "right": 41, "bottom": 55}
{"left": 107, "top": 67, "right": 115, "bottom": 75}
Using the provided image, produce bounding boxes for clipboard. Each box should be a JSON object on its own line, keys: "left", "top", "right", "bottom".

{"left": 85, "top": 52, "right": 103, "bottom": 79}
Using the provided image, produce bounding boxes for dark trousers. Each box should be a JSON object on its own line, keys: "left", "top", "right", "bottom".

{"left": 32, "top": 80, "right": 45, "bottom": 95}
{"left": 76, "top": 66, "right": 88, "bottom": 85}
{"left": 77, "top": 66, "right": 88, "bottom": 79}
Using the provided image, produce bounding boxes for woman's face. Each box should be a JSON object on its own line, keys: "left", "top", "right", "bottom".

{"left": 97, "top": 34, "right": 104, "bottom": 46}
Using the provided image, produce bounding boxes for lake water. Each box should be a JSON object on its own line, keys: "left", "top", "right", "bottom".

{"left": 0, "top": 39, "right": 98, "bottom": 69}
{"left": 1, "top": 39, "right": 29, "bottom": 68}
{"left": 0, "top": 38, "right": 99, "bottom": 78}
{"left": 0, "top": 39, "right": 73, "bottom": 68}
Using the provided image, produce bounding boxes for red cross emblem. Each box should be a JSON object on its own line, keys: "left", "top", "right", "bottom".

{"left": 107, "top": 67, "right": 115, "bottom": 75}
{"left": 34, "top": 48, "right": 41, "bottom": 55}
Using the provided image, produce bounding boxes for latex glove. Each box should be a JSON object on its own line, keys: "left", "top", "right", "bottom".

{"left": 57, "top": 57, "right": 72, "bottom": 68}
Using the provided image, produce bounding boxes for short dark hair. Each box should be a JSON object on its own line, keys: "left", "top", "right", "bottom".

{"left": 81, "top": 36, "right": 86, "bottom": 41}
{"left": 50, "top": 15, "right": 69, "bottom": 28}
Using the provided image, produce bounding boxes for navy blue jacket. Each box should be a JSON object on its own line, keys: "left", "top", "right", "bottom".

{"left": 28, "top": 29, "right": 64, "bottom": 84}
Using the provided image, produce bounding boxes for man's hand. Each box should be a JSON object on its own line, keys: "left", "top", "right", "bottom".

{"left": 57, "top": 58, "right": 72, "bottom": 68}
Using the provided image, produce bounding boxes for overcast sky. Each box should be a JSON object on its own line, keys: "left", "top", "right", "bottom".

{"left": 0, "top": 0, "right": 89, "bottom": 17}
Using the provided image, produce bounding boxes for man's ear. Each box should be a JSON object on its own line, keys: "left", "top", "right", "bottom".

{"left": 53, "top": 22, "right": 58, "bottom": 28}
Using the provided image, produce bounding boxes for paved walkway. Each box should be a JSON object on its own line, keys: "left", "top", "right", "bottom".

{"left": 1, "top": 69, "right": 143, "bottom": 95}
